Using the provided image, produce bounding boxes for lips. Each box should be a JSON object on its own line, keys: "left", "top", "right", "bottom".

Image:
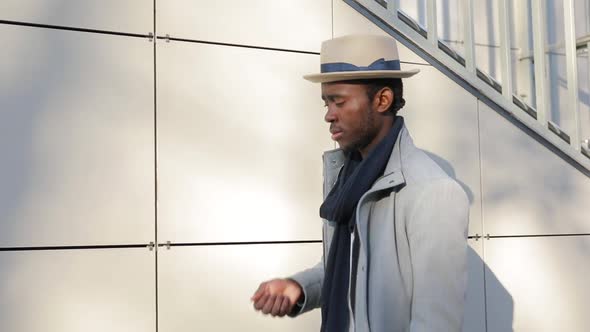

{"left": 330, "top": 127, "right": 343, "bottom": 141}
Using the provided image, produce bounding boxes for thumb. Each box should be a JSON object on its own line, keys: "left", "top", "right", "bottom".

{"left": 250, "top": 282, "right": 268, "bottom": 302}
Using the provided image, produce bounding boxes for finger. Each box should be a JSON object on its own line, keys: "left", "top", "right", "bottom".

{"left": 253, "top": 293, "right": 270, "bottom": 311}
{"left": 270, "top": 295, "right": 284, "bottom": 316}
{"left": 280, "top": 296, "right": 292, "bottom": 317}
{"left": 262, "top": 294, "right": 277, "bottom": 314}
{"left": 251, "top": 282, "right": 267, "bottom": 302}
{"left": 279, "top": 296, "right": 291, "bottom": 316}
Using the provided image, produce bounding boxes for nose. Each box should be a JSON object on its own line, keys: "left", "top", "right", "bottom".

{"left": 324, "top": 105, "right": 337, "bottom": 123}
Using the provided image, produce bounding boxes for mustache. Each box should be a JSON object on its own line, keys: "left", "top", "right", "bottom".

{"left": 330, "top": 124, "right": 343, "bottom": 133}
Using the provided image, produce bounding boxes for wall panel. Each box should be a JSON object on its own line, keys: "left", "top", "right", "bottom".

{"left": 473, "top": 0, "right": 500, "bottom": 47}
{"left": 0, "top": 25, "right": 154, "bottom": 247}
{"left": 402, "top": 65, "right": 482, "bottom": 236}
{"left": 398, "top": 0, "right": 427, "bottom": 29}
{"left": 485, "top": 236, "right": 590, "bottom": 331}
{"left": 463, "top": 239, "right": 486, "bottom": 332}
{"left": 0, "top": 248, "right": 155, "bottom": 332}
{"left": 436, "top": 0, "right": 464, "bottom": 57}
{"left": 478, "top": 100, "right": 590, "bottom": 236}
{"left": 0, "top": 1, "right": 151, "bottom": 34}
{"left": 156, "top": 0, "right": 331, "bottom": 52}
{"left": 157, "top": 41, "right": 332, "bottom": 243}
{"left": 157, "top": 243, "right": 322, "bottom": 331}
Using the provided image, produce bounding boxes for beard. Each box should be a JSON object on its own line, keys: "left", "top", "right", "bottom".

{"left": 341, "top": 105, "right": 380, "bottom": 155}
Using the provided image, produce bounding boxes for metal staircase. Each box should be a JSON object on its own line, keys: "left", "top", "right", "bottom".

{"left": 344, "top": 0, "right": 590, "bottom": 174}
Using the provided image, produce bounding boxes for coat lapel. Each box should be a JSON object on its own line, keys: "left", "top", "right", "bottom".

{"left": 322, "top": 148, "right": 346, "bottom": 199}
{"left": 320, "top": 124, "right": 414, "bottom": 265}
{"left": 321, "top": 125, "right": 413, "bottom": 196}
{"left": 363, "top": 124, "right": 410, "bottom": 195}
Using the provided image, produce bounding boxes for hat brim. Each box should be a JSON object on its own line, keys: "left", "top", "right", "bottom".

{"left": 303, "top": 68, "right": 420, "bottom": 83}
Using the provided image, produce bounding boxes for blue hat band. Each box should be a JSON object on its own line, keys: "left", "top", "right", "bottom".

{"left": 320, "top": 58, "right": 400, "bottom": 73}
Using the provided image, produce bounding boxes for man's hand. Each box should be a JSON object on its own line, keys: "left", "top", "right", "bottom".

{"left": 251, "top": 278, "right": 303, "bottom": 317}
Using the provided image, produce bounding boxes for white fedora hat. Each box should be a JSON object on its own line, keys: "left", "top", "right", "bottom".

{"left": 303, "top": 34, "right": 420, "bottom": 83}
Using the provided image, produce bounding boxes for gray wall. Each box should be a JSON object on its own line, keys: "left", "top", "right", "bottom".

{"left": 0, "top": 1, "right": 589, "bottom": 331}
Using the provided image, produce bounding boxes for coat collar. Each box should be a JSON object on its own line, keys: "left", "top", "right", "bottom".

{"left": 322, "top": 124, "right": 413, "bottom": 193}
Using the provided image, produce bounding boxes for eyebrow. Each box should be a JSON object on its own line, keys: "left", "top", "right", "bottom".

{"left": 321, "top": 94, "right": 345, "bottom": 101}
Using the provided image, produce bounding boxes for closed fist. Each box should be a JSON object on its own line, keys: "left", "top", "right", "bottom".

{"left": 251, "top": 278, "right": 303, "bottom": 317}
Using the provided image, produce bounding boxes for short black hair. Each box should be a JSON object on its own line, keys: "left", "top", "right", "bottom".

{"left": 338, "top": 78, "right": 405, "bottom": 115}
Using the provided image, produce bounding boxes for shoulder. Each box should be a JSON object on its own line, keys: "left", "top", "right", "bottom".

{"left": 401, "top": 146, "right": 450, "bottom": 185}
{"left": 398, "top": 148, "right": 468, "bottom": 210}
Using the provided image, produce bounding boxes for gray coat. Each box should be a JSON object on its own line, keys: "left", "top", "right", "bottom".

{"left": 290, "top": 124, "right": 469, "bottom": 332}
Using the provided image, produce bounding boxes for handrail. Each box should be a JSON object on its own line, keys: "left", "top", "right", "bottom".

{"left": 577, "top": 35, "right": 590, "bottom": 49}
{"left": 563, "top": 0, "right": 581, "bottom": 151}
{"left": 344, "top": 0, "right": 590, "bottom": 173}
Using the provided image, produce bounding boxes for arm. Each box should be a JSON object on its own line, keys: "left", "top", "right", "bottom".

{"left": 407, "top": 179, "right": 469, "bottom": 331}
{"left": 251, "top": 240, "right": 326, "bottom": 317}
{"left": 250, "top": 260, "right": 324, "bottom": 317}
{"left": 288, "top": 218, "right": 331, "bottom": 316}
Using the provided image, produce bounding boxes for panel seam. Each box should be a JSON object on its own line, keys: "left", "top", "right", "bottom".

{"left": 476, "top": 100, "right": 489, "bottom": 332}
{"left": 153, "top": 0, "right": 159, "bottom": 331}
{"left": 0, "top": 244, "right": 149, "bottom": 252}
{"left": 156, "top": 36, "right": 320, "bottom": 55}
{"left": 157, "top": 240, "right": 323, "bottom": 248}
{"left": 0, "top": 19, "right": 150, "bottom": 38}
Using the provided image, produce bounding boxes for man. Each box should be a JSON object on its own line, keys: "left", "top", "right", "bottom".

{"left": 251, "top": 34, "right": 469, "bottom": 331}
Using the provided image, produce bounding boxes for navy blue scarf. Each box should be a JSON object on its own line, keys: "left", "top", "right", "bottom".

{"left": 319, "top": 116, "right": 404, "bottom": 332}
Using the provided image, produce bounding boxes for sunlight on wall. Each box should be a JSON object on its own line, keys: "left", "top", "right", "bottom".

{"left": 156, "top": 41, "right": 332, "bottom": 243}
{"left": 158, "top": 244, "right": 322, "bottom": 331}
{"left": 0, "top": 25, "right": 154, "bottom": 247}
{"left": 487, "top": 237, "right": 590, "bottom": 331}
{"left": 0, "top": 249, "right": 154, "bottom": 332}
{"left": 0, "top": 0, "right": 150, "bottom": 33}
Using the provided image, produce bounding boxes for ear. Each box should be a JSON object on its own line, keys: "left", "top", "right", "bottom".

{"left": 373, "top": 87, "right": 394, "bottom": 114}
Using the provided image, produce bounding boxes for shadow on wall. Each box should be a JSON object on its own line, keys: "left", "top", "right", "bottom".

{"left": 0, "top": 1, "right": 77, "bottom": 244}
{"left": 424, "top": 151, "right": 474, "bottom": 205}
{"left": 479, "top": 100, "right": 590, "bottom": 236}
{"left": 425, "top": 151, "right": 514, "bottom": 331}
{"left": 0, "top": 24, "right": 62, "bottom": 244}
{"left": 1, "top": 3, "right": 155, "bottom": 247}
{"left": 465, "top": 246, "right": 515, "bottom": 332}
{"left": 483, "top": 259, "right": 515, "bottom": 332}
{"left": 485, "top": 0, "right": 497, "bottom": 80}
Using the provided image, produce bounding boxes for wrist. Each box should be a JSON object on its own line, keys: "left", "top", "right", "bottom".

{"left": 285, "top": 278, "right": 305, "bottom": 312}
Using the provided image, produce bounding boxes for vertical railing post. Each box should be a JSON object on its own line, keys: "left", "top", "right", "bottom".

{"left": 498, "top": 0, "right": 513, "bottom": 99}
{"left": 531, "top": 0, "right": 549, "bottom": 125}
{"left": 587, "top": 40, "right": 590, "bottom": 150}
{"left": 462, "top": 0, "right": 476, "bottom": 73}
{"left": 587, "top": 0, "right": 590, "bottom": 146}
{"left": 513, "top": 1, "right": 534, "bottom": 105}
{"left": 426, "top": 0, "right": 438, "bottom": 48}
{"left": 563, "top": 0, "right": 581, "bottom": 151}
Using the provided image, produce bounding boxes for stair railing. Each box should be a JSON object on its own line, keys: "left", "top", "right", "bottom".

{"left": 344, "top": 0, "right": 590, "bottom": 173}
